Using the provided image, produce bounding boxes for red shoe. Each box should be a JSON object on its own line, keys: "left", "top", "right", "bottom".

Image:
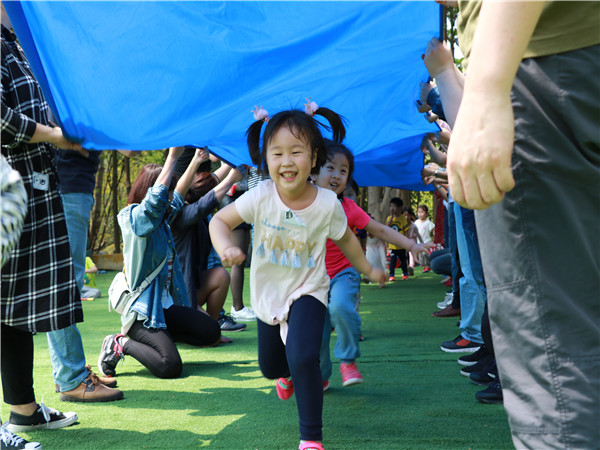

{"left": 276, "top": 377, "right": 294, "bottom": 400}
{"left": 340, "top": 362, "right": 363, "bottom": 387}
{"left": 402, "top": 274, "right": 409, "bottom": 280}
{"left": 422, "top": 267, "right": 431, "bottom": 273}
{"left": 388, "top": 276, "right": 395, "bottom": 282}
{"left": 323, "top": 380, "right": 330, "bottom": 392}
{"left": 443, "top": 277, "right": 453, "bottom": 287}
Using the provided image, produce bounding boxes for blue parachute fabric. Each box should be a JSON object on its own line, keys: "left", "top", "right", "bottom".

{"left": 5, "top": 1, "right": 440, "bottom": 190}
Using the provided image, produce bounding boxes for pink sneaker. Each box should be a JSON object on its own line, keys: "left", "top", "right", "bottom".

{"left": 340, "top": 362, "right": 363, "bottom": 387}
{"left": 299, "top": 441, "right": 324, "bottom": 450}
{"left": 276, "top": 377, "right": 294, "bottom": 400}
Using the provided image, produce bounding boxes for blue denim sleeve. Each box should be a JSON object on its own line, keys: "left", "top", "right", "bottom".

{"left": 129, "top": 184, "right": 170, "bottom": 237}
{"left": 427, "top": 86, "right": 446, "bottom": 122}
{"left": 166, "top": 190, "right": 185, "bottom": 225}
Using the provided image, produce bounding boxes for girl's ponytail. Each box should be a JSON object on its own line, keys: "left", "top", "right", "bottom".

{"left": 246, "top": 106, "right": 270, "bottom": 169}
{"left": 304, "top": 98, "right": 346, "bottom": 143}
{"left": 314, "top": 107, "right": 346, "bottom": 143}
{"left": 246, "top": 120, "right": 264, "bottom": 166}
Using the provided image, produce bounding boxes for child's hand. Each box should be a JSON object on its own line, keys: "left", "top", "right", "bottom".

{"left": 410, "top": 242, "right": 436, "bottom": 262}
{"left": 220, "top": 246, "right": 246, "bottom": 267}
{"left": 367, "top": 267, "right": 386, "bottom": 285}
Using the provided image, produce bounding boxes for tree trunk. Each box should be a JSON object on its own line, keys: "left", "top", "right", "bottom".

{"left": 399, "top": 190, "right": 411, "bottom": 211}
{"left": 124, "top": 154, "right": 131, "bottom": 195}
{"left": 89, "top": 153, "right": 105, "bottom": 252}
{"left": 111, "top": 151, "right": 121, "bottom": 253}
{"left": 367, "top": 186, "right": 382, "bottom": 222}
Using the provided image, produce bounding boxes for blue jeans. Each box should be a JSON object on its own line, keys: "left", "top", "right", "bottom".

{"left": 453, "top": 203, "right": 486, "bottom": 344}
{"left": 320, "top": 267, "right": 362, "bottom": 381}
{"left": 47, "top": 192, "right": 94, "bottom": 391}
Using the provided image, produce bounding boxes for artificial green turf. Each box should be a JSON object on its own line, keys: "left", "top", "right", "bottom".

{"left": 1, "top": 269, "right": 513, "bottom": 449}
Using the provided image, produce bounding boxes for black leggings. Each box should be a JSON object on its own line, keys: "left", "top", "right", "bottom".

{"left": 257, "top": 295, "right": 326, "bottom": 442}
{"left": 1, "top": 324, "right": 35, "bottom": 405}
{"left": 124, "top": 305, "right": 221, "bottom": 379}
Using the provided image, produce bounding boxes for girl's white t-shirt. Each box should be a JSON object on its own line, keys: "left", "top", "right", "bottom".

{"left": 235, "top": 180, "right": 347, "bottom": 342}
{"left": 415, "top": 218, "right": 435, "bottom": 244}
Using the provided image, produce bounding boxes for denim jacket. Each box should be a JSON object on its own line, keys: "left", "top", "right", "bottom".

{"left": 118, "top": 184, "right": 189, "bottom": 331}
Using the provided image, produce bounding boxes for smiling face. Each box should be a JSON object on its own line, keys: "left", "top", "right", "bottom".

{"left": 314, "top": 152, "right": 350, "bottom": 196}
{"left": 265, "top": 125, "right": 316, "bottom": 202}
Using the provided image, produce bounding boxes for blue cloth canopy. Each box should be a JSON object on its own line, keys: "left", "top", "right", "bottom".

{"left": 5, "top": 1, "right": 440, "bottom": 190}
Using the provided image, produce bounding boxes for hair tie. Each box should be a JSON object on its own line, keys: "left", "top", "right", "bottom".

{"left": 252, "top": 105, "right": 269, "bottom": 122}
{"left": 304, "top": 97, "right": 318, "bottom": 117}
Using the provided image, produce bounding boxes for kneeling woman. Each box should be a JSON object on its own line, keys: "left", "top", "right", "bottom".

{"left": 98, "top": 147, "right": 221, "bottom": 379}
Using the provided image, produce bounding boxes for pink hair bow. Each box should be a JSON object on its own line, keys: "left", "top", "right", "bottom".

{"left": 304, "top": 97, "right": 318, "bottom": 116}
{"left": 252, "top": 105, "right": 269, "bottom": 122}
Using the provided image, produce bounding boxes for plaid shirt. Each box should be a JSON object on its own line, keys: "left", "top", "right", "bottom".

{"left": 1, "top": 25, "right": 82, "bottom": 332}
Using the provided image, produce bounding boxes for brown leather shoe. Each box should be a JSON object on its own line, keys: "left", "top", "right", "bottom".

{"left": 432, "top": 305, "right": 461, "bottom": 318}
{"left": 54, "top": 365, "right": 116, "bottom": 393}
{"left": 85, "top": 364, "right": 117, "bottom": 388}
{"left": 59, "top": 372, "right": 123, "bottom": 403}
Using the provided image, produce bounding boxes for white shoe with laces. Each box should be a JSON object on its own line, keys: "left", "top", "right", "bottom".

{"left": 230, "top": 306, "right": 256, "bottom": 322}
{"left": 437, "top": 292, "right": 453, "bottom": 309}
{"left": 1, "top": 422, "right": 42, "bottom": 449}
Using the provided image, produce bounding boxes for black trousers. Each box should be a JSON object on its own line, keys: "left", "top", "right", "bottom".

{"left": 124, "top": 305, "right": 221, "bottom": 379}
{"left": 1, "top": 324, "right": 35, "bottom": 405}
{"left": 389, "top": 249, "right": 407, "bottom": 277}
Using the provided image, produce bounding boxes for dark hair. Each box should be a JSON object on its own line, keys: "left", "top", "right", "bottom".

{"left": 185, "top": 171, "right": 218, "bottom": 204}
{"left": 323, "top": 138, "right": 355, "bottom": 182}
{"left": 390, "top": 197, "right": 404, "bottom": 208}
{"left": 246, "top": 107, "right": 346, "bottom": 176}
{"left": 127, "top": 164, "right": 177, "bottom": 205}
{"left": 418, "top": 204, "right": 429, "bottom": 214}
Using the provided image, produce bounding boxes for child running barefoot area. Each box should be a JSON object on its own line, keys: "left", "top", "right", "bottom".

{"left": 209, "top": 101, "right": 386, "bottom": 450}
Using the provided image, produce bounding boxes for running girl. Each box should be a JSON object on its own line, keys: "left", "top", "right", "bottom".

{"left": 209, "top": 101, "right": 386, "bottom": 450}
{"left": 313, "top": 140, "right": 433, "bottom": 387}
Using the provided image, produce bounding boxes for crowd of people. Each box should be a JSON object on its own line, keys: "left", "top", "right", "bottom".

{"left": 2, "top": 1, "right": 598, "bottom": 449}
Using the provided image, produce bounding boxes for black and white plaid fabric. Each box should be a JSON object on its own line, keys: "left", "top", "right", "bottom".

{"left": 1, "top": 25, "right": 82, "bottom": 332}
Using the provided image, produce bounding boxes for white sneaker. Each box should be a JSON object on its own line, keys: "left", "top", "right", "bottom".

{"left": 230, "top": 306, "right": 256, "bottom": 322}
{"left": 437, "top": 292, "right": 453, "bottom": 309}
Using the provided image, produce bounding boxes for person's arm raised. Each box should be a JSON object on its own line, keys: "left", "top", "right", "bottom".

{"left": 174, "top": 147, "right": 209, "bottom": 198}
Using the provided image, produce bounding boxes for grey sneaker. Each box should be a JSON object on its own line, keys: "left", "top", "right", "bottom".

{"left": 218, "top": 313, "right": 247, "bottom": 332}
{"left": 98, "top": 334, "right": 125, "bottom": 377}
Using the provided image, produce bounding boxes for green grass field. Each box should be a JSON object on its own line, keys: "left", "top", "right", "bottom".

{"left": 1, "top": 269, "right": 512, "bottom": 449}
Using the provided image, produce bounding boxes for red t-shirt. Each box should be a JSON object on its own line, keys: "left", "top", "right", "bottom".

{"left": 326, "top": 197, "right": 371, "bottom": 279}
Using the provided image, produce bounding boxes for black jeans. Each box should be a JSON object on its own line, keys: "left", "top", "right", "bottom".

{"left": 124, "top": 305, "right": 221, "bottom": 379}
